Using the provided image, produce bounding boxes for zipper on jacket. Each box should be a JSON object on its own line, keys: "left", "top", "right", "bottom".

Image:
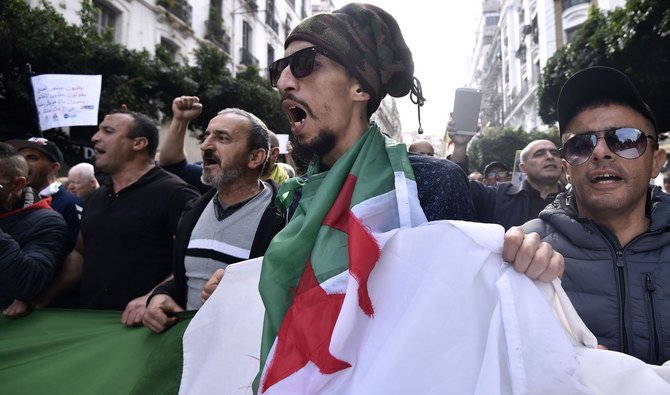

{"left": 645, "top": 273, "right": 661, "bottom": 363}
{"left": 615, "top": 249, "right": 629, "bottom": 354}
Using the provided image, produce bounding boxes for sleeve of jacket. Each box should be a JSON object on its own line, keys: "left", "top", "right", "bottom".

{"left": 164, "top": 183, "right": 201, "bottom": 237}
{"left": 520, "top": 217, "right": 549, "bottom": 237}
{"left": 468, "top": 180, "right": 498, "bottom": 223}
{"left": 150, "top": 278, "right": 178, "bottom": 303}
{"left": 0, "top": 211, "right": 68, "bottom": 301}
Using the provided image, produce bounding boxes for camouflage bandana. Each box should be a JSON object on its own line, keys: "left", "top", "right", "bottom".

{"left": 286, "top": 3, "right": 415, "bottom": 117}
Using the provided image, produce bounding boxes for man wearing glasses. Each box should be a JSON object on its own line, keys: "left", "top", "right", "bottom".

{"left": 522, "top": 66, "right": 670, "bottom": 364}
{"left": 482, "top": 161, "right": 511, "bottom": 186}
{"left": 450, "top": 141, "right": 564, "bottom": 230}
{"left": 253, "top": 4, "right": 565, "bottom": 386}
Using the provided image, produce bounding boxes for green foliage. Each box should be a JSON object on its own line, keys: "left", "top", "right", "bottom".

{"left": 236, "top": 65, "right": 271, "bottom": 89}
{"left": 467, "top": 127, "right": 560, "bottom": 172}
{"left": 188, "top": 44, "right": 288, "bottom": 133}
{"left": 538, "top": 0, "right": 670, "bottom": 133}
{"left": 0, "top": 0, "right": 288, "bottom": 149}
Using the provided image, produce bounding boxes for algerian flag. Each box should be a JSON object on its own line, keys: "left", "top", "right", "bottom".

{"left": 257, "top": 124, "right": 427, "bottom": 392}
{"left": 0, "top": 309, "right": 194, "bottom": 394}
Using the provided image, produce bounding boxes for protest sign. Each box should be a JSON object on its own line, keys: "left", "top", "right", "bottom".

{"left": 31, "top": 74, "right": 102, "bottom": 131}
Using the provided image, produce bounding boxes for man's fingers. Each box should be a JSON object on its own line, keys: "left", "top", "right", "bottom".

{"left": 502, "top": 226, "right": 526, "bottom": 263}
{"left": 143, "top": 296, "right": 182, "bottom": 333}
{"left": 520, "top": 241, "right": 553, "bottom": 279}
{"left": 504, "top": 229, "right": 564, "bottom": 283}
{"left": 129, "top": 306, "right": 146, "bottom": 326}
{"left": 201, "top": 268, "right": 225, "bottom": 304}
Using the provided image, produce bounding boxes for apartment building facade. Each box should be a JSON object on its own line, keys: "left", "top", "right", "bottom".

{"left": 27, "top": 0, "right": 402, "bottom": 147}
{"left": 28, "top": 0, "right": 312, "bottom": 77}
{"left": 468, "top": 0, "right": 626, "bottom": 132}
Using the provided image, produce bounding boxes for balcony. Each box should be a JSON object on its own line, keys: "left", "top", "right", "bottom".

{"left": 243, "top": 0, "right": 258, "bottom": 13}
{"left": 156, "top": 0, "right": 192, "bottom": 26}
{"left": 240, "top": 47, "right": 259, "bottom": 67}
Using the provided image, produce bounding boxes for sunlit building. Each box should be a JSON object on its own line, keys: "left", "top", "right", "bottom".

{"left": 468, "top": 0, "right": 627, "bottom": 132}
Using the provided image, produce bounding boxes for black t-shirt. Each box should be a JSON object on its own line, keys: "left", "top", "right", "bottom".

{"left": 79, "top": 166, "right": 200, "bottom": 310}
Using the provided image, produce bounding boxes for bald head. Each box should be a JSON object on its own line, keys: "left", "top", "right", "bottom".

{"left": 520, "top": 140, "right": 557, "bottom": 164}
{"left": 67, "top": 162, "right": 99, "bottom": 201}
{"left": 408, "top": 140, "right": 435, "bottom": 156}
{"left": 518, "top": 139, "right": 562, "bottom": 187}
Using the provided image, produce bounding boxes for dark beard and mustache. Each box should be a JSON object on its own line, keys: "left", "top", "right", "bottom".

{"left": 293, "top": 127, "right": 337, "bottom": 163}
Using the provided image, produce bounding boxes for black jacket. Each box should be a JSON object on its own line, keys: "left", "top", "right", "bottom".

{"left": 522, "top": 185, "right": 670, "bottom": 364}
{"left": 470, "top": 179, "right": 562, "bottom": 230}
{"left": 153, "top": 182, "right": 287, "bottom": 308}
{"left": 0, "top": 190, "right": 68, "bottom": 308}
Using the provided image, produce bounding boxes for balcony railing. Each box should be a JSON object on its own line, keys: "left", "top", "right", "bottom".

{"left": 240, "top": 47, "right": 259, "bottom": 67}
{"left": 157, "top": 0, "right": 192, "bottom": 26}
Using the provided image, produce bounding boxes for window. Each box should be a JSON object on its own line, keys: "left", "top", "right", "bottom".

{"left": 484, "top": 15, "right": 499, "bottom": 26}
{"left": 243, "top": 21, "right": 252, "bottom": 52}
{"left": 267, "top": 45, "right": 275, "bottom": 69}
{"left": 240, "top": 21, "right": 259, "bottom": 66}
{"left": 93, "top": 1, "right": 118, "bottom": 36}
{"left": 565, "top": 24, "right": 581, "bottom": 43}
{"left": 160, "top": 37, "right": 180, "bottom": 59}
{"left": 562, "top": 0, "right": 590, "bottom": 10}
{"left": 265, "top": 0, "right": 278, "bottom": 33}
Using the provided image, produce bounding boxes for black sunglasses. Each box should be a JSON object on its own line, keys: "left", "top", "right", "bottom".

{"left": 560, "top": 127, "right": 657, "bottom": 166}
{"left": 485, "top": 170, "right": 509, "bottom": 179}
{"left": 268, "top": 46, "right": 335, "bottom": 87}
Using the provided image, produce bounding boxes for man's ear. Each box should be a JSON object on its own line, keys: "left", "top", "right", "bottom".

{"left": 651, "top": 148, "right": 666, "bottom": 178}
{"left": 50, "top": 161, "right": 61, "bottom": 176}
{"left": 132, "top": 137, "right": 149, "bottom": 152}
{"left": 562, "top": 160, "right": 571, "bottom": 184}
{"left": 270, "top": 146, "right": 280, "bottom": 161}
{"left": 248, "top": 148, "right": 268, "bottom": 170}
{"left": 352, "top": 84, "right": 370, "bottom": 103}
{"left": 12, "top": 176, "right": 27, "bottom": 195}
{"left": 518, "top": 162, "right": 527, "bottom": 174}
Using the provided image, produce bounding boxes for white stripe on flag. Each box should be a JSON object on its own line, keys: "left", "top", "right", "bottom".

{"left": 187, "top": 238, "right": 250, "bottom": 259}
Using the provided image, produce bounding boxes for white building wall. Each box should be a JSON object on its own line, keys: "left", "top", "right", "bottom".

{"left": 31, "top": 0, "right": 310, "bottom": 73}
{"left": 28, "top": 0, "right": 402, "bottom": 142}
{"left": 469, "top": 0, "right": 628, "bottom": 132}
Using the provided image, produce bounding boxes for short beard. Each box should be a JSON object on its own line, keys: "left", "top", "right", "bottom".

{"left": 201, "top": 166, "right": 244, "bottom": 188}
{"left": 295, "top": 127, "right": 337, "bottom": 158}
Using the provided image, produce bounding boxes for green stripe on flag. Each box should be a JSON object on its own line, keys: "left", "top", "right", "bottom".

{"left": 257, "top": 124, "right": 414, "bottom": 390}
{"left": 0, "top": 309, "right": 194, "bottom": 395}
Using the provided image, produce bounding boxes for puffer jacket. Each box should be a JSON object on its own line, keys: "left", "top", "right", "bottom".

{"left": 0, "top": 188, "right": 68, "bottom": 308}
{"left": 522, "top": 185, "right": 670, "bottom": 364}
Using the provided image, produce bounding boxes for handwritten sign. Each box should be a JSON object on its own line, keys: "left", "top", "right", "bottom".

{"left": 31, "top": 74, "right": 102, "bottom": 131}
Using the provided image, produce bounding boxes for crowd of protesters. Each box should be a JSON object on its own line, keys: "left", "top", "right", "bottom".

{"left": 2, "top": 2, "right": 670, "bottom": 371}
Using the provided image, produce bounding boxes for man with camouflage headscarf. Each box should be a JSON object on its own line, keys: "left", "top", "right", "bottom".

{"left": 209, "top": 4, "right": 565, "bottom": 391}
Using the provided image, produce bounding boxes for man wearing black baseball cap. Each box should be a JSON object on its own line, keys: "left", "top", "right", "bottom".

{"left": 522, "top": 66, "right": 670, "bottom": 364}
{"left": 6, "top": 137, "right": 82, "bottom": 253}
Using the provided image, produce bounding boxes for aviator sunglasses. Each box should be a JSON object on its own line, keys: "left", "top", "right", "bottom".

{"left": 560, "top": 127, "right": 657, "bottom": 166}
{"left": 269, "top": 46, "right": 336, "bottom": 87}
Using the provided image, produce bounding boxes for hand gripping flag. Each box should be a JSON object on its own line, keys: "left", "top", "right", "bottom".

{"left": 257, "top": 124, "right": 427, "bottom": 392}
